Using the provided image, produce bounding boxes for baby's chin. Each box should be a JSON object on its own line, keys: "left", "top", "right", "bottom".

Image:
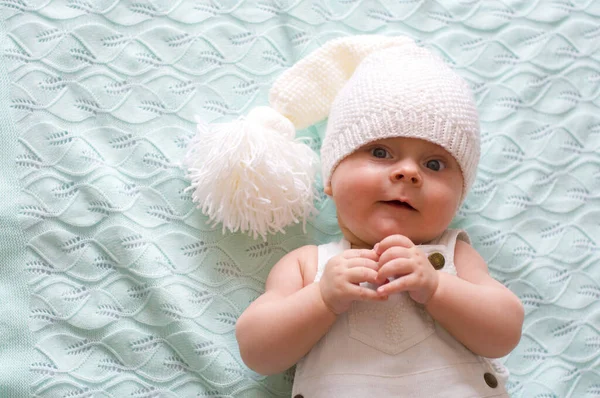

{"left": 339, "top": 217, "right": 447, "bottom": 247}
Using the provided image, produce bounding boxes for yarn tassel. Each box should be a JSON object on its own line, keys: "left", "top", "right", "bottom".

{"left": 183, "top": 107, "right": 319, "bottom": 240}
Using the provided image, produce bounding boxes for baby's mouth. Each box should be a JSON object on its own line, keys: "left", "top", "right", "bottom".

{"left": 383, "top": 200, "right": 417, "bottom": 211}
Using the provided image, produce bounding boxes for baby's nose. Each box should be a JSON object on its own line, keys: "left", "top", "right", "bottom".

{"left": 390, "top": 163, "right": 422, "bottom": 185}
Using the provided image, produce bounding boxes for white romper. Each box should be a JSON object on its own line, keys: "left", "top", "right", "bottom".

{"left": 292, "top": 229, "right": 510, "bottom": 398}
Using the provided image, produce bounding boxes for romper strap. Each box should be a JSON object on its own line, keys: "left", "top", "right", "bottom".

{"left": 418, "top": 229, "right": 471, "bottom": 277}
{"left": 439, "top": 228, "right": 471, "bottom": 265}
{"left": 314, "top": 238, "right": 350, "bottom": 282}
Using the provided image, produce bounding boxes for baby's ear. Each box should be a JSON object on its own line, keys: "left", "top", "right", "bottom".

{"left": 324, "top": 185, "right": 332, "bottom": 196}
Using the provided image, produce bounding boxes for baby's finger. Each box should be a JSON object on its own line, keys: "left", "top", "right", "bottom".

{"left": 378, "top": 245, "right": 412, "bottom": 268}
{"left": 346, "top": 267, "right": 379, "bottom": 285}
{"left": 342, "top": 248, "right": 379, "bottom": 261}
{"left": 351, "top": 284, "right": 388, "bottom": 301}
{"left": 345, "top": 257, "right": 380, "bottom": 271}
{"left": 377, "top": 258, "right": 413, "bottom": 282}
{"left": 375, "top": 234, "right": 414, "bottom": 255}
{"left": 376, "top": 274, "right": 416, "bottom": 296}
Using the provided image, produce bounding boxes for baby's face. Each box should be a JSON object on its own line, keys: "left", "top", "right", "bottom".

{"left": 325, "top": 137, "right": 464, "bottom": 248}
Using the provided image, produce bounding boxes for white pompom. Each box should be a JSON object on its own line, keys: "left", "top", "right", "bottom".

{"left": 183, "top": 107, "right": 319, "bottom": 239}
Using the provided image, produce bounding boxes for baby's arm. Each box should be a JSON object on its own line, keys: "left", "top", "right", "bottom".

{"left": 236, "top": 245, "right": 338, "bottom": 375}
{"left": 236, "top": 244, "right": 383, "bottom": 375}
{"left": 424, "top": 240, "right": 524, "bottom": 358}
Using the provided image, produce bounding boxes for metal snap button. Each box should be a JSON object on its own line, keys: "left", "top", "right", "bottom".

{"left": 484, "top": 372, "right": 498, "bottom": 388}
{"left": 428, "top": 252, "right": 445, "bottom": 270}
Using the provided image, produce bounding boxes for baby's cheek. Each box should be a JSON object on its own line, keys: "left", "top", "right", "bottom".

{"left": 432, "top": 198, "right": 458, "bottom": 226}
{"left": 333, "top": 194, "right": 355, "bottom": 217}
{"left": 423, "top": 187, "right": 457, "bottom": 223}
{"left": 333, "top": 196, "right": 357, "bottom": 224}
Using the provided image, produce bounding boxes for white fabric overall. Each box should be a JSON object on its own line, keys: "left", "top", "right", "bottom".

{"left": 292, "top": 229, "right": 510, "bottom": 398}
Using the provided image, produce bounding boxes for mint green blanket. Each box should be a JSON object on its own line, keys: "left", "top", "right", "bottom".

{"left": 2, "top": 1, "right": 599, "bottom": 397}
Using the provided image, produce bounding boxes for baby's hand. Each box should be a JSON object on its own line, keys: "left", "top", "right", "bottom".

{"left": 374, "top": 235, "right": 439, "bottom": 304}
{"left": 319, "top": 248, "right": 387, "bottom": 315}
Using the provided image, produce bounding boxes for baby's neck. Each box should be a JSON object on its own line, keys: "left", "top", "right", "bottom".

{"left": 339, "top": 222, "right": 446, "bottom": 249}
{"left": 344, "top": 232, "right": 441, "bottom": 249}
{"left": 350, "top": 242, "right": 373, "bottom": 250}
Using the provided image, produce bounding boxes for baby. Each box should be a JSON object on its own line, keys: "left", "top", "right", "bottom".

{"left": 233, "top": 35, "right": 524, "bottom": 397}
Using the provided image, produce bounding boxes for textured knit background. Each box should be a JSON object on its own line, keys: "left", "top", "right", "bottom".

{"left": 1, "top": 1, "right": 599, "bottom": 397}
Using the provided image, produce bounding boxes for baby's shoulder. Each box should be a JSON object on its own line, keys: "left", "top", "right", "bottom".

{"left": 292, "top": 244, "right": 319, "bottom": 287}
{"left": 264, "top": 244, "right": 318, "bottom": 294}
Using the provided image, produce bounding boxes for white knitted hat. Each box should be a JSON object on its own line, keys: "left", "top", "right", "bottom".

{"left": 319, "top": 45, "right": 480, "bottom": 200}
{"left": 183, "top": 35, "right": 480, "bottom": 239}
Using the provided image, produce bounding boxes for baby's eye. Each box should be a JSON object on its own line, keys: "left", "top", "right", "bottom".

{"left": 425, "top": 159, "right": 446, "bottom": 171}
{"left": 371, "top": 147, "right": 390, "bottom": 159}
